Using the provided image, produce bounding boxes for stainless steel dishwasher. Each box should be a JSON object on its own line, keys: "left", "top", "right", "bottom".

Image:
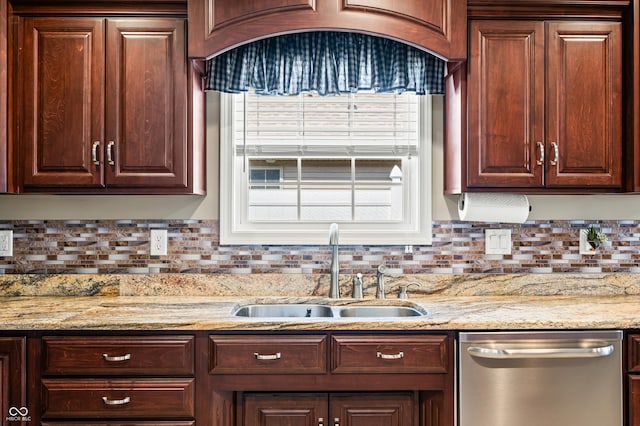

{"left": 458, "top": 330, "right": 622, "bottom": 426}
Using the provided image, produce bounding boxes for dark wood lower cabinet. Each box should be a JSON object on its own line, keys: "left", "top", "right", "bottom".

{"left": 0, "top": 337, "right": 26, "bottom": 426}
{"left": 630, "top": 377, "right": 640, "bottom": 426}
{"left": 4, "top": 331, "right": 452, "bottom": 426}
{"left": 243, "top": 393, "right": 328, "bottom": 426}
{"left": 31, "top": 334, "right": 196, "bottom": 425}
{"left": 331, "top": 393, "right": 414, "bottom": 426}
{"left": 41, "top": 378, "right": 195, "bottom": 419}
{"left": 242, "top": 392, "right": 414, "bottom": 426}
{"left": 628, "top": 334, "right": 640, "bottom": 426}
{"left": 40, "top": 422, "right": 195, "bottom": 426}
{"left": 201, "top": 332, "right": 455, "bottom": 426}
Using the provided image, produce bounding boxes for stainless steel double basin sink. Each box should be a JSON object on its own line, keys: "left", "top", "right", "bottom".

{"left": 232, "top": 303, "right": 425, "bottom": 318}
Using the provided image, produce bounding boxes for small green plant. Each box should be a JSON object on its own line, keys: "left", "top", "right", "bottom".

{"left": 587, "top": 225, "right": 607, "bottom": 245}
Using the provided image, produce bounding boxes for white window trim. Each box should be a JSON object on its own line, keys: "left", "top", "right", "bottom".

{"left": 219, "top": 93, "right": 433, "bottom": 246}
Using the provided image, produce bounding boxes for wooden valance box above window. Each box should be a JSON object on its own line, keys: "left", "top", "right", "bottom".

{"left": 187, "top": 0, "right": 467, "bottom": 62}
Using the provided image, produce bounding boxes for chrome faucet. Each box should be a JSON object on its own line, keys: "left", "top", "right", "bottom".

{"left": 376, "top": 264, "right": 387, "bottom": 299}
{"left": 329, "top": 223, "right": 340, "bottom": 298}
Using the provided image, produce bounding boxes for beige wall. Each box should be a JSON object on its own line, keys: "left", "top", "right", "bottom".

{"left": 0, "top": 93, "right": 639, "bottom": 221}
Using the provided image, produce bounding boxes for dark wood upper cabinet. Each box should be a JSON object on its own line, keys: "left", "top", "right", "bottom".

{"left": 105, "top": 18, "right": 191, "bottom": 190}
{"left": 20, "top": 17, "right": 105, "bottom": 189}
{"left": 445, "top": 0, "right": 628, "bottom": 193}
{"left": 12, "top": 3, "right": 206, "bottom": 194}
{"left": 545, "top": 21, "right": 622, "bottom": 188}
{"left": 187, "top": 0, "right": 467, "bottom": 61}
{"left": 0, "top": 0, "right": 7, "bottom": 193}
{"left": 466, "top": 20, "right": 545, "bottom": 188}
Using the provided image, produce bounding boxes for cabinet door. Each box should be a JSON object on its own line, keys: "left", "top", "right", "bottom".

{"left": 330, "top": 393, "right": 414, "bottom": 426}
{"left": 631, "top": 376, "right": 640, "bottom": 426}
{"left": 0, "top": 0, "right": 7, "bottom": 193}
{"left": 243, "top": 393, "right": 328, "bottom": 426}
{"left": 0, "top": 337, "right": 26, "bottom": 426}
{"left": 20, "top": 18, "right": 105, "bottom": 188}
{"left": 467, "top": 20, "right": 545, "bottom": 188}
{"left": 105, "top": 18, "right": 189, "bottom": 189}
{"left": 545, "top": 21, "right": 622, "bottom": 188}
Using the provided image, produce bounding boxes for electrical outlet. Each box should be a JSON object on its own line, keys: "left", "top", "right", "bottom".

{"left": 0, "top": 230, "right": 13, "bottom": 256}
{"left": 150, "top": 229, "right": 168, "bottom": 256}
{"left": 485, "top": 229, "right": 511, "bottom": 255}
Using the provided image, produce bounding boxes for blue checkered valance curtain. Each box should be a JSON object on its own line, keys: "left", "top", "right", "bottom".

{"left": 204, "top": 32, "right": 444, "bottom": 96}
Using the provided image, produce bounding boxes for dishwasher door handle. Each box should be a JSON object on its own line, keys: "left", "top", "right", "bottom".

{"left": 467, "top": 344, "right": 615, "bottom": 359}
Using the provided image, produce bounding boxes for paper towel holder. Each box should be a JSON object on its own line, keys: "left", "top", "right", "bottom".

{"left": 457, "top": 193, "right": 532, "bottom": 224}
{"left": 458, "top": 194, "right": 532, "bottom": 212}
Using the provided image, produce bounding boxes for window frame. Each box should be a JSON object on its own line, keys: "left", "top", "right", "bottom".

{"left": 219, "top": 93, "right": 433, "bottom": 246}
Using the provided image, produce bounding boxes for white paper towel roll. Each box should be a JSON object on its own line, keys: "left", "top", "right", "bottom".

{"left": 458, "top": 193, "right": 530, "bottom": 223}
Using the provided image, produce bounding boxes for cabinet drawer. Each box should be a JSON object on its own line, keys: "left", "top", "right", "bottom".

{"left": 42, "top": 378, "right": 194, "bottom": 419}
{"left": 42, "top": 336, "right": 194, "bottom": 375}
{"left": 331, "top": 335, "right": 448, "bottom": 374}
{"left": 210, "top": 335, "right": 327, "bottom": 374}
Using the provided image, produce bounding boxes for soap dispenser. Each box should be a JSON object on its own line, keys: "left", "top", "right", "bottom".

{"left": 352, "top": 273, "right": 363, "bottom": 299}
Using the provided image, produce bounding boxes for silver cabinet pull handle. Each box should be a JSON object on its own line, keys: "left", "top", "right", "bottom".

{"left": 536, "top": 141, "right": 545, "bottom": 165}
{"left": 102, "top": 396, "right": 131, "bottom": 405}
{"left": 334, "top": 417, "right": 340, "bottom": 426}
{"left": 92, "top": 141, "right": 100, "bottom": 165}
{"left": 319, "top": 417, "right": 324, "bottom": 426}
{"left": 254, "top": 352, "right": 281, "bottom": 360}
{"left": 467, "top": 344, "right": 614, "bottom": 359}
{"left": 377, "top": 351, "right": 404, "bottom": 360}
{"left": 550, "top": 142, "right": 559, "bottom": 166}
{"left": 107, "top": 141, "right": 115, "bottom": 165}
{"left": 102, "top": 353, "right": 131, "bottom": 362}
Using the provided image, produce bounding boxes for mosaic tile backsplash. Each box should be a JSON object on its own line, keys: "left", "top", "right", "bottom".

{"left": 0, "top": 219, "right": 638, "bottom": 274}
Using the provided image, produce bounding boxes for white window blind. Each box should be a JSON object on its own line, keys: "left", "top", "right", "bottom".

{"left": 233, "top": 92, "right": 419, "bottom": 157}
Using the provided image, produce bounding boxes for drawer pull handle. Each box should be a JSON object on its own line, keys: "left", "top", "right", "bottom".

{"left": 377, "top": 351, "right": 404, "bottom": 360}
{"left": 102, "top": 353, "right": 131, "bottom": 362}
{"left": 102, "top": 396, "right": 131, "bottom": 406}
{"left": 319, "top": 417, "right": 324, "bottom": 426}
{"left": 254, "top": 352, "right": 281, "bottom": 360}
{"left": 334, "top": 417, "right": 340, "bottom": 426}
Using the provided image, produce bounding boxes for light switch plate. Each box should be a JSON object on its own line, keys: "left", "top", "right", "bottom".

{"left": 0, "top": 230, "right": 13, "bottom": 256}
{"left": 485, "top": 229, "right": 511, "bottom": 255}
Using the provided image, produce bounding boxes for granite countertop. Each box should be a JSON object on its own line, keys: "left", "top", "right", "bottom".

{"left": 2, "top": 273, "right": 640, "bottom": 331}
{"left": 1, "top": 294, "right": 638, "bottom": 331}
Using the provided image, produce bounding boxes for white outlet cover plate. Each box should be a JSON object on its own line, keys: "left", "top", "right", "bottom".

{"left": 0, "top": 230, "right": 13, "bottom": 256}
{"left": 150, "top": 229, "right": 168, "bottom": 256}
{"left": 485, "top": 229, "right": 512, "bottom": 255}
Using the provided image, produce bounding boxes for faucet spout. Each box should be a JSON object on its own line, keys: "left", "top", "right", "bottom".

{"left": 329, "top": 223, "right": 340, "bottom": 298}
{"left": 329, "top": 222, "right": 339, "bottom": 246}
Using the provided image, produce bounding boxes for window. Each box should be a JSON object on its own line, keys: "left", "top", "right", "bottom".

{"left": 219, "top": 91, "right": 433, "bottom": 245}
